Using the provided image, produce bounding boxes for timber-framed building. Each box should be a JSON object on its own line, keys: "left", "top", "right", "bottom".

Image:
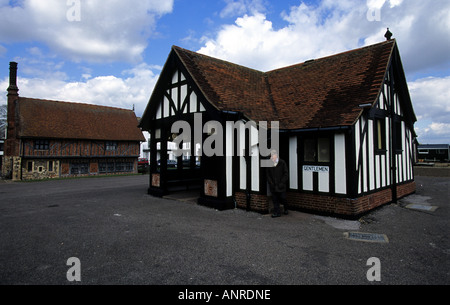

{"left": 139, "top": 36, "right": 417, "bottom": 218}
{"left": 2, "top": 62, "right": 145, "bottom": 181}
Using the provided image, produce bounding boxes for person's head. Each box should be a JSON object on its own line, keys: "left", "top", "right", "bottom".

{"left": 270, "top": 150, "right": 278, "bottom": 162}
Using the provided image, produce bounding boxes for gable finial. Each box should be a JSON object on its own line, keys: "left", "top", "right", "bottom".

{"left": 384, "top": 28, "right": 393, "bottom": 41}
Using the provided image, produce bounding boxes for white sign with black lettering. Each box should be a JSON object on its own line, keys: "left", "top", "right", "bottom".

{"left": 302, "top": 165, "right": 329, "bottom": 172}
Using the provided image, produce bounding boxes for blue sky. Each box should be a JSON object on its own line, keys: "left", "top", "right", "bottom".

{"left": 1, "top": 0, "right": 449, "bottom": 144}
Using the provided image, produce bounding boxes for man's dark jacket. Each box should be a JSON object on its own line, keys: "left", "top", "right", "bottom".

{"left": 266, "top": 158, "right": 289, "bottom": 193}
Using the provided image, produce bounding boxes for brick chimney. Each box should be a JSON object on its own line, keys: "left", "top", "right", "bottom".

{"left": 7, "top": 62, "right": 19, "bottom": 96}
{"left": 5, "top": 62, "right": 20, "bottom": 156}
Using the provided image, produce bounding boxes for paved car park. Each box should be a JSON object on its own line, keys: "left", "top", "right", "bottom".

{"left": 0, "top": 173, "right": 448, "bottom": 285}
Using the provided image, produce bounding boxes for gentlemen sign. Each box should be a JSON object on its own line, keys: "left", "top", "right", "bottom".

{"left": 303, "top": 165, "right": 329, "bottom": 172}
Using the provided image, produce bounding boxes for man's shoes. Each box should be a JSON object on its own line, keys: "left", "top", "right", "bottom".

{"left": 271, "top": 213, "right": 281, "bottom": 218}
{"left": 283, "top": 210, "right": 289, "bottom": 215}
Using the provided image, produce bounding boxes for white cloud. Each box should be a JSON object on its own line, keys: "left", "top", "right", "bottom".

{"left": 0, "top": 63, "right": 160, "bottom": 117}
{"left": 199, "top": 0, "right": 450, "bottom": 75}
{"left": 409, "top": 76, "right": 450, "bottom": 143}
{"left": 409, "top": 76, "right": 450, "bottom": 123}
{"left": 363, "top": 0, "right": 450, "bottom": 74}
{"left": 428, "top": 123, "right": 450, "bottom": 136}
{"left": 0, "top": 0, "right": 174, "bottom": 63}
{"left": 199, "top": 1, "right": 371, "bottom": 71}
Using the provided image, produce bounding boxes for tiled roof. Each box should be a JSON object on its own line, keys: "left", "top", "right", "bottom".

{"left": 173, "top": 40, "right": 396, "bottom": 130}
{"left": 17, "top": 98, "right": 145, "bottom": 141}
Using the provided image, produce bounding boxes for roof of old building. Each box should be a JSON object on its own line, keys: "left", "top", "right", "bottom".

{"left": 170, "top": 39, "right": 403, "bottom": 130}
{"left": 17, "top": 98, "right": 145, "bottom": 141}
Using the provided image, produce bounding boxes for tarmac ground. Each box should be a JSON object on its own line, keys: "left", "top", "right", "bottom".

{"left": 0, "top": 172, "right": 448, "bottom": 286}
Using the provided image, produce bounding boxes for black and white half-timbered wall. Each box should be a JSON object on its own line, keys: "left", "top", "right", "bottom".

{"left": 139, "top": 34, "right": 417, "bottom": 218}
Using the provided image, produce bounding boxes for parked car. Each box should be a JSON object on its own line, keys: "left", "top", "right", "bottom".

{"left": 157, "top": 159, "right": 177, "bottom": 168}
{"left": 138, "top": 158, "right": 149, "bottom": 173}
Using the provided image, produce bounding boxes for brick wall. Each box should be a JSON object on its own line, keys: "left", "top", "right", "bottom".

{"left": 286, "top": 181, "right": 416, "bottom": 217}
{"left": 235, "top": 192, "right": 270, "bottom": 214}
{"left": 234, "top": 181, "right": 416, "bottom": 218}
{"left": 397, "top": 181, "right": 416, "bottom": 199}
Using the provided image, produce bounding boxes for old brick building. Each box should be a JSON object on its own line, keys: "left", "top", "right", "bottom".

{"left": 2, "top": 62, "right": 145, "bottom": 181}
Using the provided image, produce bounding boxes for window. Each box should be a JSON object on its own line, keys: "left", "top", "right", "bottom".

{"left": 99, "top": 162, "right": 107, "bottom": 173}
{"left": 70, "top": 163, "right": 89, "bottom": 175}
{"left": 304, "top": 139, "right": 316, "bottom": 162}
{"left": 27, "top": 161, "right": 33, "bottom": 172}
{"left": 34, "top": 139, "right": 49, "bottom": 150}
{"left": 107, "top": 162, "right": 115, "bottom": 172}
{"left": 374, "top": 118, "right": 386, "bottom": 152}
{"left": 125, "top": 162, "right": 134, "bottom": 172}
{"left": 48, "top": 161, "right": 53, "bottom": 172}
{"left": 318, "top": 138, "right": 330, "bottom": 162}
{"left": 303, "top": 137, "right": 330, "bottom": 163}
{"left": 115, "top": 162, "right": 125, "bottom": 172}
{"left": 106, "top": 141, "right": 118, "bottom": 151}
{"left": 99, "top": 161, "right": 134, "bottom": 173}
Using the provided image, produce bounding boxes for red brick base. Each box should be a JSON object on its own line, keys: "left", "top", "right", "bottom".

{"left": 235, "top": 181, "right": 416, "bottom": 218}
{"left": 235, "top": 192, "right": 270, "bottom": 214}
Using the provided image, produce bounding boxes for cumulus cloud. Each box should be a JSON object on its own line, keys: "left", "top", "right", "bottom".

{"left": 200, "top": 1, "right": 374, "bottom": 71}
{"left": 0, "top": 0, "right": 174, "bottom": 63}
{"left": 0, "top": 63, "right": 160, "bottom": 117}
{"left": 199, "top": 0, "right": 450, "bottom": 74}
{"left": 364, "top": 0, "right": 450, "bottom": 74}
{"left": 409, "top": 76, "right": 450, "bottom": 143}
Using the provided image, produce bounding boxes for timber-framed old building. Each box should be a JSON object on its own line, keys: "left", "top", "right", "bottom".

{"left": 139, "top": 36, "right": 417, "bottom": 218}
{"left": 2, "top": 62, "right": 145, "bottom": 181}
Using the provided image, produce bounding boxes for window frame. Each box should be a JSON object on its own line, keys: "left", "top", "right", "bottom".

{"left": 105, "top": 141, "right": 118, "bottom": 151}
{"left": 34, "top": 139, "right": 50, "bottom": 150}
{"left": 70, "top": 162, "right": 89, "bottom": 175}
{"left": 303, "top": 136, "right": 331, "bottom": 164}
{"left": 374, "top": 117, "right": 386, "bottom": 154}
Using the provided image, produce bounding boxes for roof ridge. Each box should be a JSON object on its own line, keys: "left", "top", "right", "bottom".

{"left": 266, "top": 39, "right": 396, "bottom": 74}
{"left": 18, "top": 96, "right": 135, "bottom": 113}
{"left": 173, "top": 40, "right": 395, "bottom": 76}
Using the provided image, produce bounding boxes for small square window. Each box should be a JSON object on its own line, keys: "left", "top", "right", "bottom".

{"left": 303, "top": 137, "right": 330, "bottom": 163}
{"left": 106, "top": 141, "right": 118, "bottom": 151}
{"left": 34, "top": 140, "right": 49, "bottom": 150}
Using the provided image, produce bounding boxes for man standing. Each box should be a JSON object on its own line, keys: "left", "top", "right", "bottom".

{"left": 266, "top": 150, "right": 289, "bottom": 218}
